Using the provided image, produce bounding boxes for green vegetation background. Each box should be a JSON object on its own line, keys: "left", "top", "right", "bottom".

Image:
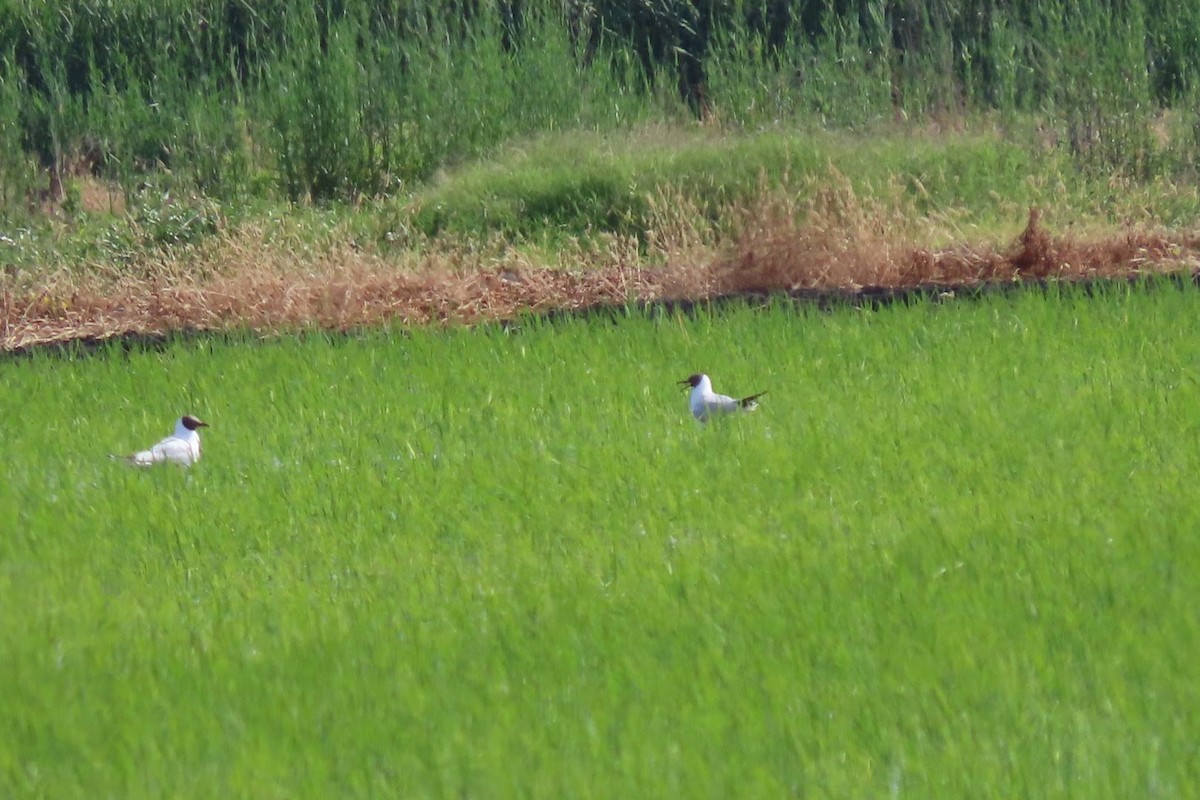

{"left": 3, "top": 0, "right": 1200, "bottom": 213}
{"left": 5, "top": 3, "right": 1200, "bottom": 793}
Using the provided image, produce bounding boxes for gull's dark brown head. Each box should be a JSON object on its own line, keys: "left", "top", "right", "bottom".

{"left": 181, "top": 415, "right": 209, "bottom": 430}
{"left": 678, "top": 373, "right": 704, "bottom": 388}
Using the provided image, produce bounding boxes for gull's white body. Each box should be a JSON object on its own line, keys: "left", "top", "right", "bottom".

{"left": 127, "top": 416, "right": 207, "bottom": 467}
{"left": 681, "top": 373, "right": 765, "bottom": 422}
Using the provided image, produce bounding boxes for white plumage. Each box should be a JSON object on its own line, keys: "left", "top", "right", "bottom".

{"left": 678, "top": 373, "right": 765, "bottom": 422}
{"left": 126, "top": 415, "right": 208, "bottom": 466}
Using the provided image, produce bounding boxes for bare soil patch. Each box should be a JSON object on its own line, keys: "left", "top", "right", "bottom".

{"left": 4, "top": 206, "right": 1198, "bottom": 353}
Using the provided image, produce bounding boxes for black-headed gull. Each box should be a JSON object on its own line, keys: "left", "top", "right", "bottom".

{"left": 124, "top": 415, "right": 209, "bottom": 466}
{"left": 678, "top": 373, "right": 765, "bottom": 422}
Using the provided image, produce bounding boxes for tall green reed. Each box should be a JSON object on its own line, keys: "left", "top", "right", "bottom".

{"left": 2, "top": 0, "right": 1200, "bottom": 214}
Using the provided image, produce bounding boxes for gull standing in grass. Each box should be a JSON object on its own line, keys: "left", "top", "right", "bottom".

{"left": 678, "top": 373, "right": 766, "bottom": 422}
{"left": 123, "top": 415, "right": 209, "bottom": 466}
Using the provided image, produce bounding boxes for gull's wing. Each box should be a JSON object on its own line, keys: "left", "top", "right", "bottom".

{"left": 127, "top": 435, "right": 197, "bottom": 466}
{"left": 700, "top": 391, "right": 766, "bottom": 419}
{"left": 703, "top": 393, "right": 744, "bottom": 416}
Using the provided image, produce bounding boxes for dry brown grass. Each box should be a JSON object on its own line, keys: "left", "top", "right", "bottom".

{"left": 711, "top": 174, "right": 1196, "bottom": 293}
{"left": 5, "top": 179, "right": 1200, "bottom": 351}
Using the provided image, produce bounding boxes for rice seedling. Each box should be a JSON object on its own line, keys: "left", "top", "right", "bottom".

{"left": 2, "top": 283, "right": 1198, "bottom": 797}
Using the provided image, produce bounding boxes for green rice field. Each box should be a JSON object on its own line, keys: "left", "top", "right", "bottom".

{"left": 2, "top": 284, "right": 1199, "bottom": 798}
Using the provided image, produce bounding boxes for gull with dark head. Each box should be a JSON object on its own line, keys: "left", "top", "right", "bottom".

{"left": 124, "top": 415, "right": 209, "bottom": 466}
{"left": 678, "top": 373, "right": 765, "bottom": 422}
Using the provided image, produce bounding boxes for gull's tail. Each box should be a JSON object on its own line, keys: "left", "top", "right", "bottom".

{"left": 738, "top": 391, "right": 767, "bottom": 411}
